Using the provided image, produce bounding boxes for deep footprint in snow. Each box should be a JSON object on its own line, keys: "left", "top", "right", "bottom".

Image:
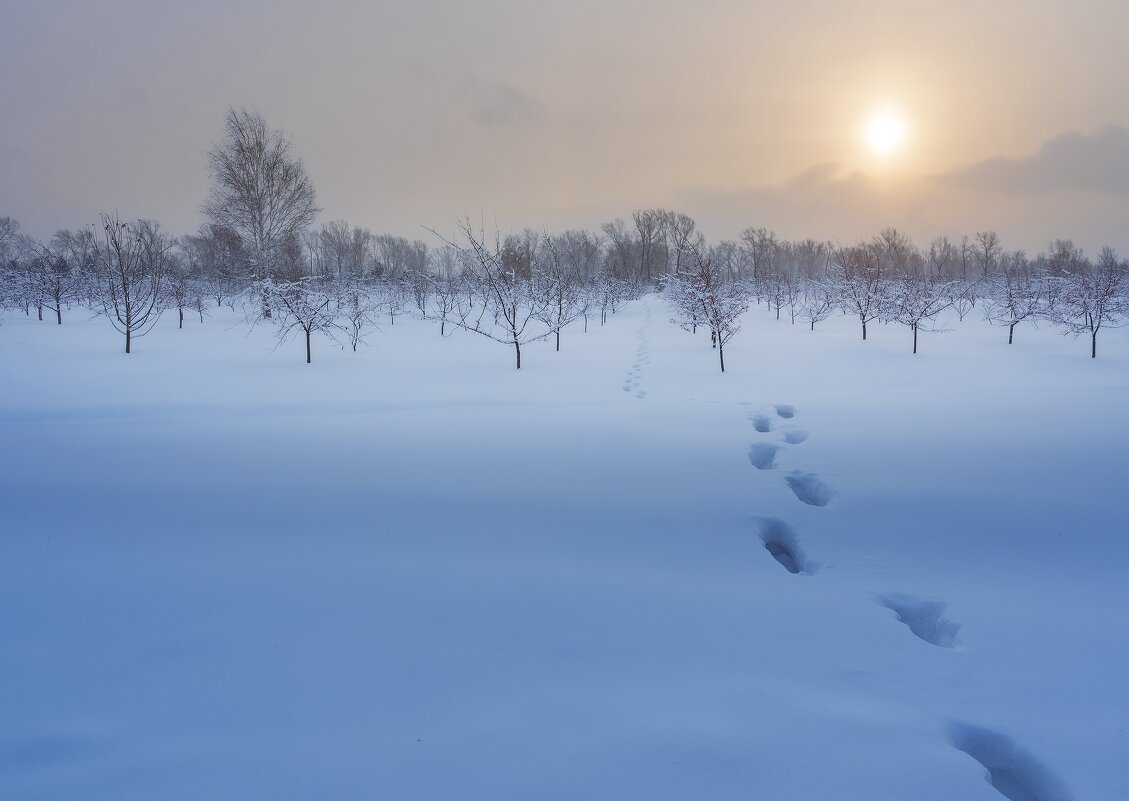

{"left": 949, "top": 723, "right": 1074, "bottom": 801}
{"left": 748, "top": 443, "right": 781, "bottom": 470}
{"left": 751, "top": 414, "right": 775, "bottom": 433}
{"left": 878, "top": 594, "right": 961, "bottom": 648}
{"left": 783, "top": 429, "right": 809, "bottom": 445}
{"left": 784, "top": 471, "right": 836, "bottom": 507}
{"left": 773, "top": 404, "right": 796, "bottom": 419}
{"left": 756, "top": 518, "right": 814, "bottom": 575}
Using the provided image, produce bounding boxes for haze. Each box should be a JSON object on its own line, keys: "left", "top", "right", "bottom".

{"left": 3, "top": 0, "right": 1129, "bottom": 251}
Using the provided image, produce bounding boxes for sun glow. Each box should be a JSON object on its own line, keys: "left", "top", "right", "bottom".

{"left": 865, "top": 110, "right": 907, "bottom": 156}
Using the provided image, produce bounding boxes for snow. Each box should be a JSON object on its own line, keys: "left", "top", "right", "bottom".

{"left": 2, "top": 298, "right": 1127, "bottom": 800}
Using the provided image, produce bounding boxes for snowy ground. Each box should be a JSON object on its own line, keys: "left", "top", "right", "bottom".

{"left": 2, "top": 299, "right": 1127, "bottom": 800}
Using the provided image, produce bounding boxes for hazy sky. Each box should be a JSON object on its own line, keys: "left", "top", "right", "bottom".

{"left": 3, "top": 0, "right": 1129, "bottom": 252}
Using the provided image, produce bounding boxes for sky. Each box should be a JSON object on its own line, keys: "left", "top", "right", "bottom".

{"left": 3, "top": 0, "right": 1129, "bottom": 253}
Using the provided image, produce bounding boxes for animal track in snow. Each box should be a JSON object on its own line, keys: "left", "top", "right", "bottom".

{"left": 751, "top": 414, "right": 775, "bottom": 433}
{"left": 784, "top": 471, "right": 836, "bottom": 507}
{"left": 878, "top": 594, "right": 961, "bottom": 648}
{"left": 782, "top": 429, "right": 809, "bottom": 445}
{"left": 949, "top": 723, "right": 1073, "bottom": 801}
{"left": 756, "top": 518, "right": 815, "bottom": 575}
{"left": 748, "top": 443, "right": 781, "bottom": 470}
{"left": 773, "top": 404, "right": 796, "bottom": 419}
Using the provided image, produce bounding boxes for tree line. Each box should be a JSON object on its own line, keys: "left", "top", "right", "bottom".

{"left": 2, "top": 108, "right": 1126, "bottom": 366}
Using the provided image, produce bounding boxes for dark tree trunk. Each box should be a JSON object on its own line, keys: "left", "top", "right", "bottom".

{"left": 56, "top": 307, "right": 62, "bottom": 324}
{"left": 861, "top": 314, "right": 868, "bottom": 340}
{"left": 305, "top": 329, "right": 312, "bottom": 364}
{"left": 718, "top": 342, "right": 725, "bottom": 373}
{"left": 555, "top": 329, "right": 560, "bottom": 351}
{"left": 514, "top": 341, "right": 521, "bottom": 369}
{"left": 912, "top": 323, "right": 918, "bottom": 354}
{"left": 1092, "top": 332, "right": 1097, "bottom": 358}
{"left": 37, "top": 305, "right": 43, "bottom": 321}
{"left": 1008, "top": 323, "right": 1014, "bottom": 344}
{"left": 179, "top": 307, "right": 184, "bottom": 329}
{"left": 125, "top": 328, "right": 131, "bottom": 354}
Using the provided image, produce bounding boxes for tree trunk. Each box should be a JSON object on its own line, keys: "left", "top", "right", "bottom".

{"left": 1091, "top": 331, "right": 1097, "bottom": 359}
{"left": 810, "top": 321, "right": 815, "bottom": 331}
{"left": 718, "top": 342, "right": 725, "bottom": 373}
{"left": 514, "top": 341, "right": 521, "bottom": 369}
{"left": 125, "top": 328, "right": 131, "bottom": 354}
{"left": 861, "top": 314, "right": 868, "bottom": 340}
{"left": 37, "top": 305, "right": 43, "bottom": 321}
{"left": 179, "top": 307, "right": 184, "bottom": 329}
{"left": 555, "top": 329, "right": 560, "bottom": 352}
{"left": 1008, "top": 323, "right": 1014, "bottom": 344}
{"left": 912, "top": 323, "right": 918, "bottom": 354}
{"left": 305, "top": 330, "right": 312, "bottom": 364}
{"left": 56, "top": 307, "right": 62, "bottom": 324}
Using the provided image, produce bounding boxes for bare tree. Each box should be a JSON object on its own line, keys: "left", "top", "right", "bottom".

{"left": 91, "top": 215, "right": 171, "bottom": 353}
{"left": 985, "top": 256, "right": 1043, "bottom": 344}
{"left": 798, "top": 279, "right": 837, "bottom": 331}
{"left": 536, "top": 236, "right": 584, "bottom": 351}
{"left": 832, "top": 243, "right": 885, "bottom": 340}
{"left": 1052, "top": 247, "right": 1126, "bottom": 358}
{"left": 666, "top": 249, "right": 749, "bottom": 372}
{"left": 437, "top": 220, "right": 555, "bottom": 369}
{"left": 262, "top": 276, "right": 340, "bottom": 363}
{"left": 335, "top": 278, "right": 378, "bottom": 352}
{"left": 203, "top": 107, "right": 319, "bottom": 318}
{"left": 975, "top": 230, "right": 1001, "bottom": 277}
{"left": 20, "top": 238, "right": 83, "bottom": 324}
{"left": 928, "top": 236, "right": 955, "bottom": 278}
{"left": 886, "top": 272, "right": 953, "bottom": 353}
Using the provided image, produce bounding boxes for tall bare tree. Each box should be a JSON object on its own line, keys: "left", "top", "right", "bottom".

{"left": 203, "top": 108, "right": 319, "bottom": 317}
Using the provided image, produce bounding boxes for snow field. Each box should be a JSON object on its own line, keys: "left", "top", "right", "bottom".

{"left": 2, "top": 297, "right": 1127, "bottom": 800}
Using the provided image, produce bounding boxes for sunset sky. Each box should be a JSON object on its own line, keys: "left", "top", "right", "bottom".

{"left": 3, "top": 0, "right": 1128, "bottom": 251}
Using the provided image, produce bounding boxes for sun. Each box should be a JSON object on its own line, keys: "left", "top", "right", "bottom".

{"left": 865, "top": 110, "right": 907, "bottom": 156}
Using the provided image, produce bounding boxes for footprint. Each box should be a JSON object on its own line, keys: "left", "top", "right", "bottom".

{"left": 748, "top": 443, "right": 780, "bottom": 470}
{"left": 784, "top": 472, "right": 836, "bottom": 507}
{"left": 751, "top": 415, "right": 774, "bottom": 433}
{"left": 782, "top": 429, "right": 809, "bottom": 445}
{"left": 756, "top": 518, "right": 815, "bottom": 575}
{"left": 878, "top": 594, "right": 961, "bottom": 648}
{"left": 773, "top": 404, "right": 796, "bottom": 419}
{"left": 949, "top": 723, "right": 1073, "bottom": 801}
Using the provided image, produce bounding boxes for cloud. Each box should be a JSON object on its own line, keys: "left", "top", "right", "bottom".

{"left": 940, "top": 126, "right": 1129, "bottom": 194}
{"left": 463, "top": 79, "right": 543, "bottom": 128}
{"left": 679, "top": 130, "right": 1129, "bottom": 253}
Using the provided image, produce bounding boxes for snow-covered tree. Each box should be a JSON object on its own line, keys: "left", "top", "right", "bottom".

{"left": 886, "top": 272, "right": 953, "bottom": 353}
{"left": 984, "top": 262, "right": 1044, "bottom": 344}
{"left": 1052, "top": 247, "right": 1126, "bottom": 358}
{"left": 261, "top": 276, "right": 340, "bottom": 363}
{"left": 666, "top": 250, "right": 750, "bottom": 372}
